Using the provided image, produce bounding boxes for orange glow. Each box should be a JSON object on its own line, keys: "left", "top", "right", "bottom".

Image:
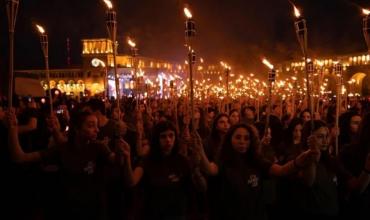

{"left": 363, "top": 8, "right": 370, "bottom": 16}
{"left": 184, "top": 7, "right": 192, "bottom": 18}
{"left": 35, "top": 24, "right": 45, "bottom": 34}
{"left": 293, "top": 5, "right": 301, "bottom": 18}
{"left": 262, "top": 58, "right": 274, "bottom": 69}
{"left": 103, "top": 0, "right": 113, "bottom": 9}
{"left": 127, "top": 38, "right": 136, "bottom": 48}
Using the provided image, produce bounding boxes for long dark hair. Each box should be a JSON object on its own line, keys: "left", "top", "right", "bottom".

{"left": 210, "top": 113, "right": 229, "bottom": 140}
{"left": 301, "top": 120, "right": 328, "bottom": 150}
{"left": 339, "top": 111, "right": 360, "bottom": 146}
{"left": 284, "top": 118, "right": 304, "bottom": 145}
{"left": 68, "top": 110, "right": 95, "bottom": 144}
{"left": 149, "top": 120, "right": 179, "bottom": 159}
{"left": 219, "top": 123, "right": 260, "bottom": 166}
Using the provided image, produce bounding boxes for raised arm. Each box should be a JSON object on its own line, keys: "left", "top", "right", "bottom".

{"left": 117, "top": 138, "right": 144, "bottom": 187}
{"left": 7, "top": 109, "right": 42, "bottom": 163}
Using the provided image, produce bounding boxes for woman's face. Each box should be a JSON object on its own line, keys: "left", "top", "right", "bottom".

{"left": 302, "top": 112, "right": 311, "bottom": 122}
{"left": 293, "top": 124, "right": 303, "bottom": 142}
{"left": 80, "top": 115, "right": 99, "bottom": 141}
{"left": 216, "top": 116, "right": 230, "bottom": 134}
{"left": 313, "top": 126, "right": 330, "bottom": 151}
{"left": 350, "top": 115, "right": 361, "bottom": 133}
{"left": 159, "top": 129, "right": 176, "bottom": 155}
{"left": 231, "top": 127, "right": 250, "bottom": 153}
{"left": 229, "top": 112, "right": 240, "bottom": 125}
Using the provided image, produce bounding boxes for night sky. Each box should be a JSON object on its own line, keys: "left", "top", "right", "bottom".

{"left": 1, "top": 0, "right": 370, "bottom": 76}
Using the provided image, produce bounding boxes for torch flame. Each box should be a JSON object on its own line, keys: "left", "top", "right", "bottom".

{"left": 127, "top": 38, "right": 136, "bottom": 48}
{"left": 293, "top": 5, "right": 301, "bottom": 18}
{"left": 184, "top": 7, "right": 192, "bottom": 18}
{"left": 262, "top": 58, "right": 274, "bottom": 70}
{"left": 363, "top": 8, "right": 370, "bottom": 16}
{"left": 35, "top": 24, "right": 45, "bottom": 34}
{"left": 103, "top": 0, "right": 113, "bottom": 9}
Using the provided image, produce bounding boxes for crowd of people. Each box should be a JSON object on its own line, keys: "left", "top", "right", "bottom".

{"left": 0, "top": 93, "right": 369, "bottom": 220}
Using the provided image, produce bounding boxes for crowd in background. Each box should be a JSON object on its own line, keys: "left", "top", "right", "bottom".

{"left": 0, "top": 92, "right": 369, "bottom": 220}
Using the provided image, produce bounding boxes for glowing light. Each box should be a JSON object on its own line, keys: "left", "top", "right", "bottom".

{"left": 103, "top": 0, "right": 113, "bottom": 9}
{"left": 184, "top": 7, "right": 192, "bottom": 18}
{"left": 262, "top": 58, "right": 274, "bottom": 69}
{"left": 293, "top": 5, "right": 301, "bottom": 18}
{"left": 127, "top": 38, "right": 136, "bottom": 48}
{"left": 35, "top": 24, "right": 45, "bottom": 34}
{"left": 363, "top": 8, "right": 370, "bottom": 16}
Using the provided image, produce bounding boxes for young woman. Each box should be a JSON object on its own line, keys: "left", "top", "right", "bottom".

{"left": 7, "top": 109, "right": 127, "bottom": 220}
{"left": 339, "top": 111, "right": 361, "bottom": 150}
{"left": 229, "top": 109, "right": 240, "bottom": 126}
{"left": 339, "top": 113, "right": 370, "bottom": 219}
{"left": 198, "top": 123, "right": 316, "bottom": 220}
{"left": 280, "top": 120, "right": 370, "bottom": 219}
{"left": 122, "top": 121, "right": 206, "bottom": 220}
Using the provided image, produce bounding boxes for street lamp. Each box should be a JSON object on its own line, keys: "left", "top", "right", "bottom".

{"left": 184, "top": 6, "right": 196, "bottom": 131}
{"left": 103, "top": 0, "right": 120, "bottom": 109}
{"left": 6, "top": 0, "right": 19, "bottom": 108}
{"left": 36, "top": 24, "right": 53, "bottom": 114}
{"left": 292, "top": 4, "right": 314, "bottom": 130}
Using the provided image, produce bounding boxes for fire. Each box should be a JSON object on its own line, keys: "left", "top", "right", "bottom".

{"left": 293, "top": 5, "right": 301, "bottom": 18}
{"left": 363, "top": 8, "right": 370, "bottom": 16}
{"left": 35, "top": 24, "right": 45, "bottom": 34}
{"left": 127, "top": 38, "right": 136, "bottom": 48}
{"left": 262, "top": 58, "right": 274, "bottom": 70}
{"left": 103, "top": 0, "right": 113, "bottom": 9}
{"left": 184, "top": 7, "right": 192, "bottom": 19}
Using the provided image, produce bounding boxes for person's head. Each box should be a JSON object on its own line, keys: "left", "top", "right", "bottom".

{"left": 207, "top": 108, "right": 216, "bottom": 121}
{"left": 285, "top": 118, "right": 304, "bottom": 145}
{"left": 229, "top": 109, "right": 240, "bottom": 126}
{"left": 302, "top": 120, "right": 329, "bottom": 151}
{"left": 150, "top": 121, "right": 179, "bottom": 157}
{"left": 87, "top": 98, "right": 106, "bottom": 116}
{"left": 111, "top": 104, "right": 125, "bottom": 121}
{"left": 70, "top": 111, "right": 99, "bottom": 142}
{"left": 241, "top": 106, "right": 255, "bottom": 121}
{"left": 220, "top": 124, "right": 260, "bottom": 163}
{"left": 211, "top": 113, "right": 230, "bottom": 137}
{"left": 300, "top": 109, "right": 311, "bottom": 123}
{"left": 349, "top": 114, "right": 362, "bottom": 134}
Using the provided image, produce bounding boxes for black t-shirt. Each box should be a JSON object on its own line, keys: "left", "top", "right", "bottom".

{"left": 41, "top": 141, "right": 111, "bottom": 220}
{"left": 138, "top": 154, "right": 192, "bottom": 219}
{"left": 278, "top": 152, "right": 352, "bottom": 218}
{"left": 339, "top": 144, "right": 370, "bottom": 219}
{"left": 218, "top": 155, "right": 272, "bottom": 220}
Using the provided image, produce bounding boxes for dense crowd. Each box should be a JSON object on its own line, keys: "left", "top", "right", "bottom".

{"left": 0, "top": 93, "right": 369, "bottom": 220}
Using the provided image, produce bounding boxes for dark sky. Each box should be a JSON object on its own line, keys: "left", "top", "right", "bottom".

{"left": 1, "top": 0, "right": 370, "bottom": 75}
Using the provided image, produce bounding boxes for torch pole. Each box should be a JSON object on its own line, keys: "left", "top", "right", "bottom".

{"left": 6, "top": 0, "right": 19, "bottom": 109}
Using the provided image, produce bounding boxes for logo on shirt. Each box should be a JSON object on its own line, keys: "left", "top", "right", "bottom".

{"left": 247, "top": 174, "right": 259, "bottom": 187}
{"left": 83, "top": 161, "right": 95, "bottom": 175}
